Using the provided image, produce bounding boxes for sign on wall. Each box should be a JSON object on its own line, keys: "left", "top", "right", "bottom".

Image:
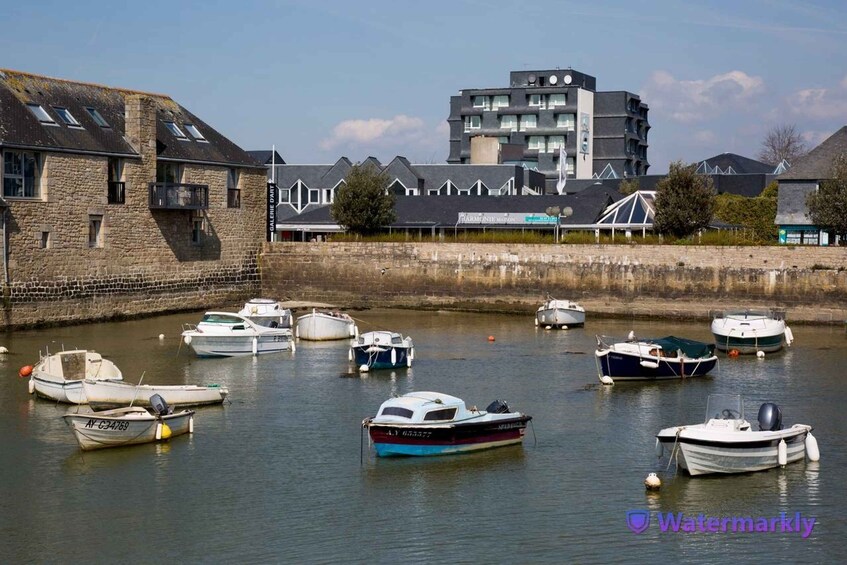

{"left": 457, "top": 212, "right": 557, "bottom": 225}
{"left": 267, "top": 182, "right": 277, "bottom": 242}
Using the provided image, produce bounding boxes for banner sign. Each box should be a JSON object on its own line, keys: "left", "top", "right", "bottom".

{"left": 267, "top": 182, "right": 277, "bottom": 241}
{"left": 457, "top": 212, "right": 557, "bottom": 225}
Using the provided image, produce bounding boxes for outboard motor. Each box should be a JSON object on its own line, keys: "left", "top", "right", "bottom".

{"left": 485, "top": 399, "right": 511, "bottom": 414}
{"left": 150, "top": 394, "right": 172, "bottom": 416}
{"left": 757, "top": 402, "right": 782, "bottom": 431}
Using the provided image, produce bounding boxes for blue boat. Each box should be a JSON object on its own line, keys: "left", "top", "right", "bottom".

{"left": 351, "top": 331, "right": 414, "bottom": 372}
{"left": 595, "top": 334, "right": 717, "bottom": 384}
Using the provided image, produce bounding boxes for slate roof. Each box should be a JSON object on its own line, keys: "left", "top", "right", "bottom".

{"left": 699, "top": 153, "right": 774, "bottom": 175}
{"left": 0, "top": 69, "right": 262, "bottom": 168}
{"left": 247, "top": 150, "right": 286, "bottom": 165}
{"left": 778, "top": 126, "right": 847, "bottom": 180}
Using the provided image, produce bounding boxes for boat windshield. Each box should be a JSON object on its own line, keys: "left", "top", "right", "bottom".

{"left": 705, "top": 394, "right": 744, "bottom": 423}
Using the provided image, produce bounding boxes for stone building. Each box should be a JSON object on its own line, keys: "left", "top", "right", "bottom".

{"left": 0, "top": 69, "right": 267, "bottom": 328}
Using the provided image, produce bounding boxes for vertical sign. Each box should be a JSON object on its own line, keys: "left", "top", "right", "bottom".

{"left": 580, "top": 112, "right": 590, "bottom": 155}
{"left": 267, "top": 181, "right": 277, "bottom": 242}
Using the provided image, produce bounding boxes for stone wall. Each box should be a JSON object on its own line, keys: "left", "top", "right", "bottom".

{"left": 260, "top": 242, "right": 847, "bottom": 323}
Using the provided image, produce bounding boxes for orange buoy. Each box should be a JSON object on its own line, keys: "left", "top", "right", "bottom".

{"left": 19, "top": 365, "right": 33, "bottom": 378}
{"left": 728, "top": 349, "right": 740, "bottom": 358}
{"left": 488, "top": 335, "right": 496, "bottom": 342}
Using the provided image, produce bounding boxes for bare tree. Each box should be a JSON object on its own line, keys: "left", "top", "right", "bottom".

{"left": 757, "top": 124, "right": 808, "bottom": 166}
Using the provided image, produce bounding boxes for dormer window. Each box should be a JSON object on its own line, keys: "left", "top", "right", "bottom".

{"left": 85, "top": 107, "right": 110, "bottom": 128}
{"left": 184, "top": 123, "right": 207, "bottom": 142}
{"left": 53, "top": 107, "right": 81, "bottom": 127}
{"left": 26, "top": 104, "right": 55, "bottom": 124}
{"left": 164, "top": 121, "right": 188, "bottom": 139}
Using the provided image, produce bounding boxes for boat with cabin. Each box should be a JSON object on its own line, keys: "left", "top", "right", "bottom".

{"left": 237, "top": 298, "right": 292, "bottom": 329}
{"left": 535, "top": 297, "right": 585, "bottom": 328}
{"left": 350, "top": 331, "right": 413, "bottom": 372}
{"left": 182, "top": 311, "right": 294, "bottom": 357}
{"left": 711, "top": 309, "right": 793, "bottom": 354}
{"left": 27, "top": 349, "right": 123, "bottom": 404}
{"left": 595, "top": 334, "right": 718, "bottom": 384}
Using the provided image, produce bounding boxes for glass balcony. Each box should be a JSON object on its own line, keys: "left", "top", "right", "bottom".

{"left": 148, "top": 182, "right": 208, "bottom": 210}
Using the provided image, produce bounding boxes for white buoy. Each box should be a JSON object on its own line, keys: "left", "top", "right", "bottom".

{"left": 805, "top": 433, "right": 820, "bottom": 462}
{"left": 348, "top": 348, "right": 353, "bottom": 362}
{"left": 757, "top": 350, "right": 765, "bottom": 359}
{"left": 158, "top": 334, "right": 165, "bottom": 341}
{"left": 778, "top": 439, "right": 787, "bottom": 466}
{"left": 627, "top": 330, "right": 636, "bottom": 341}
{"left": 359, "top": 364, "right": 369, "bottom": 373}
{"left": 28, "top": 379, "right": 34, "bottom": 394}
{"left": 562, "top": 325, "right": 569, "bottom": 330}
{"left": 644, "top": 472, "right": 661, "bottom": 490}
{"left": 189, "top": 416, "right": 194, "bottom": 434}
{"left": 155, "top": 422, "right": 163, "bottom": 441}
{"left": 252, "top": 337, "right": 258, "bottom": 355}
{"left": 183, "top": 335, "right": 192, "bottom": 345}
{"left": 600, "top": 375, "right": 615, "bottom": 385}
{"left": 0, "top": 346, "right": 8, "bottom": 354}
{"left": 534, "top": 317, "right": 539, "bottom": 327}
{"left": 655, "top": 438, "right": 664, "bottom": 458}
{"left": 545, "top": 325, "right": 552, "bottom": 330}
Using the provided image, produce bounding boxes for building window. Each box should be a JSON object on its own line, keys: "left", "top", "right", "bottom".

{"left": 547, "top": 136, "right": 565, "bottom": 152}
{"left": 3, "top": 150, "right": 41, "bottom": 198}
{"left": 528, "top": 136, "right": 545, "bottom": 151}
{"left": 26, "top": 104, "right": 55, "bottom": 124}
{"left": 308, "top": 188, "right": 320, "bottom": 204}
{"left": 556, "top": 114, "right": 575, "bottom": 130}
{"left": 227, "top": 168, "right": 241, "bottom": 208}
{"left": 85, "top": 107, "right": 110, "bottom": 128}
{"left": 53, "top": 106, "right": 81, "bottom": 126}
{"left": 464, "top": 115, "right": 481, "bottom": 132}
{"left": 492, "top": 95, "right": 509, "bottom": 109}
{"left": 472, "top": 95, "right": 489, "bottom": 110}
{"left": 157, "top": 162, "right": 182, "bottom": 184}
{"left": 548, "top": 93, "right": 567, "bottom": 107}
{"left": 427, "top": 187, "right": 441, "bottom": 195}
{"left": 528, "top": 94, "right": 545, "bottom": 109}
{"left": 323, "top": 188, "right": 333, "bottom": 204}
{"left": 184, "top": 123, "right": 207, "bottom": 142}
{"left": 88, "top": 215, "right": 103, "bottom": 248}
{"left": 40, "top": 231, "right": 51, "bottom": 249}
{"left": 520, "top": 115, "right": 537, "bottom": 131}
{"left": 164, "top": 121, "right": 188, "bottom": 139}
{"left": 566, "top": 157, "right": 575, "bottom": 174}
{"left": 500, "top": 115, "right": 518, "bottom": 131}
{"left": 108, "top": 158, "right": 125, "bottom": 204}
{"left": 498, "top": 136, "right": 510, "bottom": 144}
{"left": 279, "top": 186, "right": 291, "bottom": 203}
{"left": 192, "top": 218, "right": 204, "bottom": 244}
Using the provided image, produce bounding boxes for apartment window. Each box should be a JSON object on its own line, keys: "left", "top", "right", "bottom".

{"left": 192, "top": 218, "right": 204, "bottom": 244}
{"left": 519, "top": 115, "right": 537, "bottom": 131}
{"left": 492, "top": 95, "right": 509, "bottom": 109}
{"left": 85, "top": 107, "right": 110, "bottom": 127}
{"left": 548, "top": 93, "right": 567, "bottom": 107}
{"left": 464, "top": 115, "right": 481, "bottom": 132}
{"left": 566, "top": 157, "right": 575, "bottom": 174}
{"left": 528, "top": 136, "right": 545, "bottom": 151}
{"left": 528, "top": 94, "right": 545, "bottom": 109}
{"left": 26, "top": 104, "right": 55, "bottom": 124}
{"left": 164, "top": 121, "right": 188, "bottom": 139}
{"left": 556, "top": 114, "right": 576, "bottom": 130}
{"left": 184, "top": 123, "right": 207, "bottom": 141}
{"left": 107, "top": 158, "right": 125, "bottom": 204}
{"left": 88, "top": 215, "right": 103, "bottom": 248}
{"left": 53, "top": 106, "right": 81, "bottom": 126}
{"left": 500, "top": 115, "right": 518, "bottom": 131}
{"left": 3, "top": 150, "right": 41, "bottom": 198}
{"left": 157, "top": 162, "right": 182, "bottom": 184}
{"left": 547, "top": 136, "right": 565, "bottom": 152}
{"left": 472, "top": 95, "right": 489, "bottom": 109}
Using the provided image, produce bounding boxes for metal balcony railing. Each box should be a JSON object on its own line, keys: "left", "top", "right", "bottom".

{"left": 148, "top": 182, "right": 208, "bottom": 210}
{"left": 108, "top": 181, "right": 125, "bottom": 204}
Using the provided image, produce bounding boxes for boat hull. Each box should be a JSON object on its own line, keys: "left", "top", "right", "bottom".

{"left": 63, "top": 408, "right": 194, "bottom": 451}
{"left": 352, "top": 345, "right": 411, "bottom": 370}
{"left": 367, "top": 416, "right": 531, "bottom": 457}
{"left": 535, "top": 308, "right": 585, "bottom": 328}
{"left": 712, "top": 332, "right": 784, "bottom": 353}
{"left": 296, "top": 312, "right": 357, "bottom": 341}
{"left": 657, "top": 426, "right": 810, "bottom": 475}
{"left": 32, "top": 377, "right": 88, "bottom": 404}
{"left": 711, "top": 314, "right": 786, "bottom": 353}
{"left": 597, "top": 350, "right": 717, "bottom": 381}
{"left": 83, "top": 380, "right": 228, "bottom": 409}
{"left": 187, "top": 334, "right": 292, "bottom": 357}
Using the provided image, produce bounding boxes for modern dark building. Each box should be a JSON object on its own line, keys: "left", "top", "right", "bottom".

{"left": 447, "top": 68, "right": 650, "bottom": 192}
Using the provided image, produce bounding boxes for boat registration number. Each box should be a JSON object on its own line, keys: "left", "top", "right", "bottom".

{"left": 84, "top": 419, "right": 130, "bottom": 431}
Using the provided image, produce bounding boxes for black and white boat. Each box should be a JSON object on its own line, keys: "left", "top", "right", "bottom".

{"left": 711, "top": 309, "right": 793, "bottom": 354}
{"left": 350, "top": 331, "right": 413, "bottom": 372}
{"left": 595, "top": 334, "right": 718, "bottom": 384}
{"left": 656, "top": 394, "right": 820, "bottom": 476}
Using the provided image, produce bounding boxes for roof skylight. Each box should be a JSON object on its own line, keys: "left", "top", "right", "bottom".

{"left": 184, "top": 123, "right": 207, "bottom": 142}
{"left": 53, "top": 107, "right": 81, "bottom": 126}
{"left": 26, "top": 103, "right": 55, "bottom": 124}
{"left": 164, "top": 121, "right": 188, "bottom": 139}
{"left": 85, "top": 107, "right": 110, "bottom": 128}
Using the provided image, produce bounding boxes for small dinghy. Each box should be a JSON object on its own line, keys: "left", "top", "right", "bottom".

{"left": 295, "top": 309, "right": 358, "bottom": 341}
{"left": 656, "top": 394, "right": 819, "bottom": 476}
{"left": 28, "top": 349, "right": 123, "bottom": 404}
{"left": 535, "top": 297, "right": 585, "bottom": 328}
{"left": 83, "top": 379, "right": 228, "bottom": 410}
{"left": 63, "top": 394, "right": 194, "bottom": 451}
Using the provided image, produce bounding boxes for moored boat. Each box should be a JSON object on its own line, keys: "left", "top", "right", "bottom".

{"left": 595, "top": 334, "right": 718, "bottom": 384}
{"left": 83, "top": 379, "right": 228, "bottom": 410}
{"left": 295, "top": 309, "right": 358, "bottom": 341}
{"left": 362, "top": 391, "right": 532, "bottom": 457}
{"left": 28, "top": 349, "right": 123, "bottom": 404}
{"left": 535, "top": 297, "right": 585, "bottom": 328}
{"left": 656, "top": 394, "right": 819, "bottom": 476}
{"left": 711, "top": 309, "right": 793, "bottom": 354}
{"left": 181, "top": 311, "right": 294, "bottom": 357}
{"left": 63, "top": 394, "right": 194, "bottom": 451}
{"left": 237, "top": 298, "right": 292, "bottom": 329}
{"left": 350, "top": 330, "right": 413, "bottom": 372}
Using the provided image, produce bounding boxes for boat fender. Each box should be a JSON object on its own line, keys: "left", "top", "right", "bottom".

{"left": 0, "top": 346, "right": 7, "bottom": 354}
{"left": 534, "top": 317, "right": 538, "bottom": 327}
{"left": 600, "top": 375, "right": 614, "bottom": 385}
{"left": 160, "top": 423, "right": 172, "bottom": 439}
{"left": 19, "top": 365, "right": 33, "bottom": 378}
{"left": 784, "top": 326, "right": 794, "bottom": 346}
{"left": 655, "top": 438, "right": 663, "bottom": 458}
{"left": 290, "top": 338, "right": 296, "bottom": 353}
{"left": 756, "top": 350, "right": 765, "bottom": 359}
{"left": 806, "top": 433, "right": 820, "bottom": 462}
{"left": 728, "top": 349, "right": 739, "bottom": 357}
{"left": 359, "top": 364, "right": 369, "bottom": 373}
{"left": 348, "top": 348, "right": 353, "bottom": 362}
{"left": 252, "top": 337, "right": 258, "bottom": 355}
{"left": 644, "top": 472, "right": 661, "bottom": 490}
{"left": 155, "top": 422, "right": 163, "bottom": 440}
{"left": 409, "top": 347, "right": 415, "bottom": 361}
{"left": 406, "top": 350, "right": 412, "bottom": 368}
{"left": 183, "top": 335, "right": 192, "bottom": 345}
{"left": 390, "top": 348, "right": 397, "bottom": 366}
{"left": 28, "top": 378, "right": 35, "bottom": 395}
{"left": 778, "top": 439, "right": 787, "bottom": 466}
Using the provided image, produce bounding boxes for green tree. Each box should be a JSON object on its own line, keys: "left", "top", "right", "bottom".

{"left": 714, "top": 192, "right": 778, "bottom": 242}
{"left": 807, "top": 153, "right": 847, "bottom": 240}
{"left": 653, "top": 161, "right": 716, "bottom": 238}
{"left": 618, "top": 178, "right": 640, "bottom": 196}
{"left": 330, "top": 164, "right": 396, "bottom": 236}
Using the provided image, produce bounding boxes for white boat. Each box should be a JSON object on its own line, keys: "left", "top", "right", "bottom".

{"left": 83, "top": 379, "right": 228, "bottom": 410}
{"left": 656, "top": 394, "right": 820, "bottom": 476}
{"left": 711, "top": 309, "right": 793, "bottom": 354}
{"left": 237, "top": 298, "right": 292, "bottom": 329}
{"left": 350, "top": 331, "right": 413, "bottom": 371}
{"left": 535, "top": 297, "right": 585, "bottom": 328}
{"left": 27, "top": 349, "right": 123, "bottom": 404}
{"left": 181, "top": 311, "right": 295, "bottom": 357}
{"left": 362, "top": 391, "right": 532, "bottom": 457}
{"left": 295, "top": 309, "right": 358, "bottom": 341}
{"left": 63, "top": 394, "right": 194, "bottom": 451}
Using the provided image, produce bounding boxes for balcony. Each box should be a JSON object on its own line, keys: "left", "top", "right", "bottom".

{"left": 108, "top": 181, "right": 125, "bottom": 204}
{"left": 148, "top": 182, "right": 208, "bottom": 210}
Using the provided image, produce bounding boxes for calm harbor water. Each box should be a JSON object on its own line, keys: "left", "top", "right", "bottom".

{"left": 1, "top": 308, "right": 845, "bottom": 563}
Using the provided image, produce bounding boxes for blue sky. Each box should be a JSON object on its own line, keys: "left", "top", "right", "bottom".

{"left": 3, "top": 0, "right": 846, "bottom": 172}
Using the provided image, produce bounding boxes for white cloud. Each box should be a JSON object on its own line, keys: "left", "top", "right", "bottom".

{"left": 790, "top": 76, "right": 847, "bottom": 120}
{"left": 642, "top": 70, "right": 765, "bottom": 123}
{"left": 320, "top": 115, "right": 425, "bottom": 150}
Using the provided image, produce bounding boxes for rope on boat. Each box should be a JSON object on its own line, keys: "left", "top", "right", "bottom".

{"left": 666, "top": 426, "right": 685, "bottom": 473}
